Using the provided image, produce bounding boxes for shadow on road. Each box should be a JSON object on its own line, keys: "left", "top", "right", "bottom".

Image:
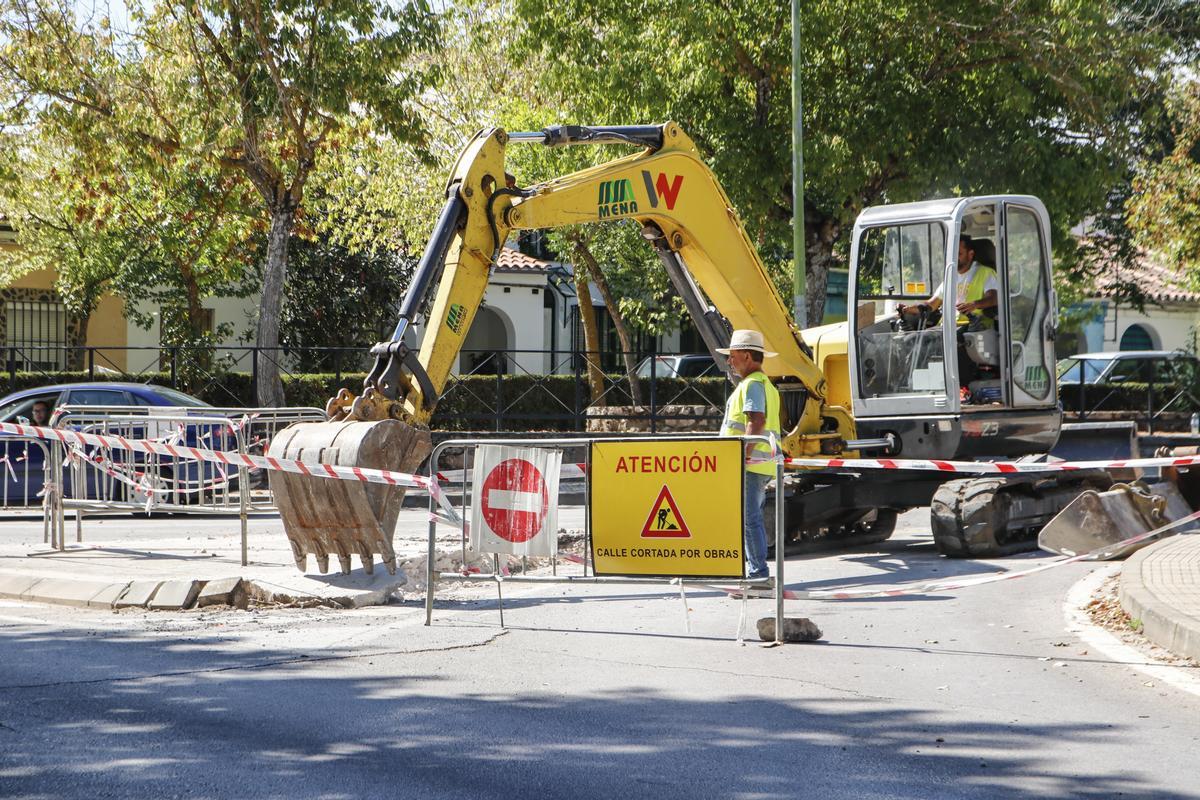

{"left": 0, "top": 622, "right": 1194, "bottom": 800}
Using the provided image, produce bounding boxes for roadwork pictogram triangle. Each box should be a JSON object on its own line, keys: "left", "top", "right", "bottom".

{"left": 641, "top": 485, "right": 691, "bottom": 538}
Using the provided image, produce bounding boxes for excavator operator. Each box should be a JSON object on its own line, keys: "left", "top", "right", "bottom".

{"left": 897, "top": 235, "right": 999, "bottom": 398}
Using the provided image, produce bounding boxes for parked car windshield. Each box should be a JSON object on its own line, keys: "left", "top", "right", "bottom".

{"left": 1058, "top": 353, "right": 1199, "bottom": 385}
{"left": 635, "top": 355, "right": 717, "bottom": 378}
{"left": 1056, "top": 357, "right": 1107, "bottom": 384}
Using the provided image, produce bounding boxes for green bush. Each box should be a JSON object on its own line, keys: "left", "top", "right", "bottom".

{"left": 1059, "top": 382, "right": 1200, "bottom": 413}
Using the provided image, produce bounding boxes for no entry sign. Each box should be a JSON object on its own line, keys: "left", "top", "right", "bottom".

{"left": 470, "top": 445, "right": 562, "bottom": 556}
{"left": 481, "top": 458, "right": 548, "bottom": 543}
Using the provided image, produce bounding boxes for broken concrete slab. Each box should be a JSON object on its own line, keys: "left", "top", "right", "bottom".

{"left": 87, "top": 582, "right": 130, "bottom": 609}
{"left": 757, "top": 617, "right": 822, "bottom": 643}
{"left": 115, "top": 581, "right": 163, "bottom": 609}
{"left": 242, "top": 570, "right": 406, "bottom": 609}
{"left": 147, "top": 579, "right": 202, "bottom": 610}
{"left": 196, "top": 577, "right": 246, "bottom": 609}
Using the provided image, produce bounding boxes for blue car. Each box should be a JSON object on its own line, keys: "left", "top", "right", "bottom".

{"left": 0, "top": 382, "right": 212, "bottom": 505}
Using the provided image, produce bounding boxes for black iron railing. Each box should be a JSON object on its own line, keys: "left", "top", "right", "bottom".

{"left": 0, "top": 344, "right": 731, "bottom": 432}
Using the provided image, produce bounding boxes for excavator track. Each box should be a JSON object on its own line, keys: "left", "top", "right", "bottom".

{"left": 931, "top": 471, "right": 1113, "bottom": 557}
{"left": 767, "top": 504, "right": 900, "bottom": 556}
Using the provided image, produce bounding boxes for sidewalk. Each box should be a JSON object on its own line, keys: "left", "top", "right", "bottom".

{"left": 0, "top": 507, "right": 584, "bottom": 611}
{"left": 1120, "top": 533, "right": 1200, "bottom": 661}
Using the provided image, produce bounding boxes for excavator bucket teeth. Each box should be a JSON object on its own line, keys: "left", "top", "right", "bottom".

{"left": 267, "top": 420, "right": 432, "bottom": 575}
{"left": 1038, "top": 482, "right": 1195, "bottom": 560}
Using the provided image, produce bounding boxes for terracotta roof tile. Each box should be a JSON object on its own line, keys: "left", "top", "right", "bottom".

{"left": 1092, "top": 251, "right": 1200, "bottom": 304}
{"left": 495, "top": 247, "right": 552, "bottom": 273}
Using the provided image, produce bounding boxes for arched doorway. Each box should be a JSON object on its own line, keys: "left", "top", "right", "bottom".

{"left": 1119, "top": 323, "right": 1156, "bottom": 351}
{"left": 462, "top": 306, "right": 512, "bottom": 374}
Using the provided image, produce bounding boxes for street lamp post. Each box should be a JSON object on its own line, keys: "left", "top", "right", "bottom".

{"left": 791, "top": 0, "right": 807, "bottom": 329}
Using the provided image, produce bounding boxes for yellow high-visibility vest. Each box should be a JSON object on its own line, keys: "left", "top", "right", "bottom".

{"left": 720, "top": 371, "right": 781, "bottom": 476}
{"left": 955, "top": 265, "right": 998, "bottom": 327}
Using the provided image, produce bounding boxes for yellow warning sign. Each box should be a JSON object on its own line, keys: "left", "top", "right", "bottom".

{"left": 642, "top": 485, "right": 690, "bottom": 538}
{"left": 590, "top": 438, "right": 744, "bottom": 577}
{"left": 904, "top": 281, "right": 928, "bottom": 295}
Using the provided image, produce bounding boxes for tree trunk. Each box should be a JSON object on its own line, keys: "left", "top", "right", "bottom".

{"left": 256, "top": 204, "right": 294, "bottom": 406}
{"left": 570, "top": 235, "right": 643, "bottom": 405}
{"left": 64, "top": 308, "right": 91, "bottom": 371}
{"left": 803, "top": 215, "right": 841, "bottom": 328}
{"left": 573, "top": 265, "right": 606, "bottom": 406}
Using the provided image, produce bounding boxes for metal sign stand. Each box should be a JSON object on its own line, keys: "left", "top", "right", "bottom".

{"left": 423, "top": 435, "right": 788, "bottom": 642}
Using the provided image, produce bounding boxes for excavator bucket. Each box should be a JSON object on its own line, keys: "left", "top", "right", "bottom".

{"left": 267, "top": 420, "right": 432, "bottom": 575}
{"left": 1038, "top": 482, "right": 1196, "bottom": 560}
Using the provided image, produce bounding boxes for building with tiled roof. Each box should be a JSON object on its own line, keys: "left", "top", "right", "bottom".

{"left": 1065, "top": 251, "right": 1200, "bottom": 356}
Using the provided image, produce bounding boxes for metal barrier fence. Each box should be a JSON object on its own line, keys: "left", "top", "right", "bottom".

{"left": 43, "top": 405, "right": 326, "bottom": 564}
{"left": 0, "top": 435, "right": 54, "bottom": 545}
{"left": 423, "top": 435, "right": 787, "bottom": 642}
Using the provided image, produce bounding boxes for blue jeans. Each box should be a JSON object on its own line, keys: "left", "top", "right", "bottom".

{"left": 744, "top": 471, "right": 771, "bottom": 579}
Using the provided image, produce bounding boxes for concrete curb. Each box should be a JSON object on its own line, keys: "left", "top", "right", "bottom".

{"left": 0, "top": 568, "right": 406, "bottom": 611}
{"left": 1119, "top": 536, "right": 1200, "bottom": 661}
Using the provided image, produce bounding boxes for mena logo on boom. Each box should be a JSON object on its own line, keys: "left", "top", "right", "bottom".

{"left": 597, "top": 178, "right": 638, "bottom": 219}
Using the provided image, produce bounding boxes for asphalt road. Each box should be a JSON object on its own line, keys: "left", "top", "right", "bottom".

{"left": 1, "top": 510, "right": 1198, "bottom": 800}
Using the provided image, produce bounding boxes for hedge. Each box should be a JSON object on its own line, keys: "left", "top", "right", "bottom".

{"left": 11, "top": 369, "right": 1197, "bottom": 425}
{"left": 1058, "top": 382, "right": 1200, "bottom": 414}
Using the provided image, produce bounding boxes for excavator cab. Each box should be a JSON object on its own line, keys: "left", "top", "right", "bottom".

{"left": 847, "top": 196, "right": 1062, "bottom": 459}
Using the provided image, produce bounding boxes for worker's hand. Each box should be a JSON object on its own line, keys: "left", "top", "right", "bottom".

{"left": 956, "top": 300, "right": 977, "bottom": 314}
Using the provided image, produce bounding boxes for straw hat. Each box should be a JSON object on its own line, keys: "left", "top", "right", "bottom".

{"left": 715, "top": 329, "right": 777, "bottom": 357}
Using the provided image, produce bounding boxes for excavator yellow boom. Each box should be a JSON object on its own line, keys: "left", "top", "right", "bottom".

{"left": 269, "top": 123, "right": 856, "bottom": 575}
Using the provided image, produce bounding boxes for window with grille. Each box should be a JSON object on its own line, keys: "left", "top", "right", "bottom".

{"left": 5, "top": 300, "right": 67, "bottom": 370}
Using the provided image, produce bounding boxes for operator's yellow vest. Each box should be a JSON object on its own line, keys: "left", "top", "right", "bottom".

{"left": 956, "top": 265, "right": 997, "bottom": 327}
{"left": 720, "top": 371, "right": 781, "bottom": 476}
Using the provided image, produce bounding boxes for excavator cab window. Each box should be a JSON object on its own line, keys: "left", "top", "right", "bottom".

{"left": 854, "top": 222, "right": 949, "bottom": 399}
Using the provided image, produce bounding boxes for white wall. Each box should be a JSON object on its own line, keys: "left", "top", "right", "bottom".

{"left": 1078, "top": 300, "right": 1200, "bottom": 354}
{"left": 125, "top": 295, "right": 260, "bottom": 372}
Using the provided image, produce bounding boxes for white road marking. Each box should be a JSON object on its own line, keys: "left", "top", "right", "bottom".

{"left": 1064, "top": 563, "right": 1200, "bottom": 699}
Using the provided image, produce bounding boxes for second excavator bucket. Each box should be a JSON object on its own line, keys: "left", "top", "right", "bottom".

{"left": 267, "top": 420, "right": 432, "bottom": 575}
{"left": 1038, "top": 482, "right": 1197, "bottom": 560}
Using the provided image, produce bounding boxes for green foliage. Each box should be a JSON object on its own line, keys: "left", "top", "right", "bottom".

{"left": 1128, "top": 82, "right": 1200, "bottom": 282}
{"left": 0, "top": 0, "right": 441, "bottom": 403}
{"left": 511, "top": 0, "right": 1195, "bottom": 322}
{"left": 278, "top": 234, "right": 415, "bottom": 370}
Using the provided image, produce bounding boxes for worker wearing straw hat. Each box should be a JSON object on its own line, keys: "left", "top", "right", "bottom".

{"left": 716, "top": 329, "right": 781, "bottom": 584}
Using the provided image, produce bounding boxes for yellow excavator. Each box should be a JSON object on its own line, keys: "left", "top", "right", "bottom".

{"left": 268, "top": 122, "right": 1105, "bottom": 575}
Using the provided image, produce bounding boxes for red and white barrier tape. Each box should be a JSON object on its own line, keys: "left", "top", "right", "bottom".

{"left": 0, "top": 420, "right": 431, "bottom": 491}
{"left": 783, "top": 452, "right": 1200, "bottom": 474}
{"left": 440, "top": 451, "right": 1200, "bottom": 482}
{"left": 433, "top": 462, "right": 588, "bottom": 485}
{"left": 700, "top": 509, "right": 1200, "bottom": 601}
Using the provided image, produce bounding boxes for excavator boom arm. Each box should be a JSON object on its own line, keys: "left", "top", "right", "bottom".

{"left": 368, "top": 123, "right": 849, "bottom": 447}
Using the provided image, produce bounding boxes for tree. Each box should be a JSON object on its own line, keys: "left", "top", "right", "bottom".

{"left": 1128, "top": 82, "right": 1200, "bottom": 282}
{"left": 278, "top": 229, "right": 415, "bottom": 372}
{"left": 513, "top": 0, "right": 1196, "bottom": 324}
{"left": 0, "top": 109, "right": 255, "bottom": 361}
{"left": 0, "top": 0, "right": 439, "bottom": 403}
{"left": 568, "top": 232, "right": 643, "bottom": 404}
